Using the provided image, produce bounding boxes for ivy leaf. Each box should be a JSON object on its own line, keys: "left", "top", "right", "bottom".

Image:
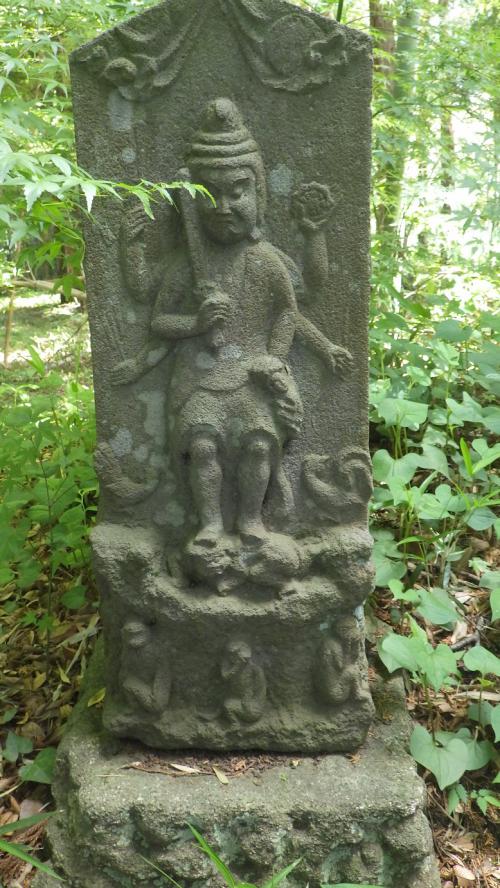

{"left": 490, "top": 588, "right": 500, "bottom": 622}
{"left": 463, "top": 646, "right": 500, "bottom": 677}
{"left": 423, "top": 644, "right": 460, "bottom": 692}
{"left": 467, "top": 507, "right": 497, "bottom": 531}
{"left": 414, "top": 588, "right": 458, "bottom": 626}
{"left": 491, "top": 707, "right": 500, "bottom": 743}
{"left": 19, "top": 747, "right": 57, "bottom": 784}
{"left": 372, "top": 450, "right": 420, "bottom": 485}
{"left": 446, "top": 394, "right": 484, "bottom": 426}
{"left": 483, "top": 406, "right": 500, "bottom": 435}
{"left": 468, "top": 701, "right": 494, "bottom": 729}
{"left": 378, "top": 632, "right": 421, "bottom": 674}
{"left": 418, "top": 443, "right": 450, "bottom": 478}
{"left": 435, "top": 319, "right": 473, "bottom": 342}
{"left": 410, "top": 725, "right": 469, "bottom": 790}
{"left": 440, "top": 729, "right": 495, "bottom": 771}
{"left": 378, "top": 398, "right": 429, "bottom": 430}
{"left": 3, "top": 731, "right": 33, "bottom": 764}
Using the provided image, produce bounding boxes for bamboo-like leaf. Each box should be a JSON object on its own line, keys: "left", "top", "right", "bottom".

{"left": 0, "top": 838, "right": 63, "bottom": 880}
{"left": 188, "top": 824, "right": 236, "bottom": 888}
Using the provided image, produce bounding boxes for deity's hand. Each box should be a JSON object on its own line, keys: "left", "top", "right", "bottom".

{"left": 196, "top": 289, "right": 231, "bottom": 334}
{"left": 250, "top": 356, "right": 303, "bottom": 438}
{"left": 326, "top": 343, "right": 354, "bottom": 379}
{"left": 111, "top": 356, "right": 143, "bottom": 386}
{"left": 122, "top": 201, "right": 150, "bottom": 242}
{"left": 250, "top": 355, "right": 288, "bottom": 393}
{"left": 292, "top": 182, "right": 334, "bottom": 234}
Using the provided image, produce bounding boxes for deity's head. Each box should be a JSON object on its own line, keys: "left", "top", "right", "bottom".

{"left": 122, "top": 621, "right": 150, "bottom": 650}
{"left": 187, "top": 98, "right": 266, "bottom": 245}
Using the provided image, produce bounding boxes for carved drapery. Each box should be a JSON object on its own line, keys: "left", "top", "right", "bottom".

{"left": 71, "top": 0, "right": 354, "bottom": 99}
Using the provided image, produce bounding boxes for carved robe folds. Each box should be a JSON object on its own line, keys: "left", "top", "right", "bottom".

{"left": 71, "top": 0, "right": 375, "bottom": 752}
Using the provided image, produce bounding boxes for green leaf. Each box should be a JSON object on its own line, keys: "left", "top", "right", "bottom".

{"left": 0, "top": 813, "right": 52, "bottom": 837}
{"left": 463, "top": 646, "right": 500, "bottom": 677}
{"left": 3, "top": 731, "right": 33, "bottom": 763}
{"left": 492, "top": 707, "right": 500, "bottom": 743}
{"left": 27, "top": 344, "right": 45, "bottom": 376}
{"left": 418, "top": 443, "right": 450, "bottom": 479}
{"left": 439, "top": 728, "right": 495, "bottom": 771}
{"left": 468, "top": 701, "right": 494, "bottom": 729}
{"left": 61, "top": 585, "right": 87, "bottom": 610}
{"left": 447, "top": 783, "right": 468, "bottom": 815}
{"left": 446, "top": 394, "right": 484, "bottom": 426}
{"left": 19, "top": 747, "right": 57, "bottom": 784}
{"left": 141, "top": 855, "right": 183, "bottom": 888}
{"left": 483, "top": 406, "right": 500, "bottom": 435}
{"left": 460, "top": 438, "right": 474, "bottom": 476}
{"left": 490, "top": 588, "right": 500, "bottom": 622}
{"left": 261, "top": 858, "right": 302, "bottom": 888}
{"left": 410, "top": 725, "right": 469, "bottom": 790}
{"left": 188, "top": 824, "right": 236, "bottom": 888}
{"left": 435, "top": 320, "right": 473, "bottom": 342}
{"left": 378, "top": 633, "right": 420, "bottom": 674}
{"left": 372, "top": 450, "right": 420, "bottom": 485}
{"left": 81, "top": 182, "right": 97, "bottom": 213}
{"left": 0, "top": 707, "right": 17, "bottom": 725}
{"left": 0, "top": 837, "right": 63, "bottom": 880}
{"left": 423, "top": 644, "right": 460, "bottom": 692}
{"left": 378, "top": 398, "right": 429, "bottom": 430}
{"left": 0, "top": 567, "right": 15, "bottom": 585}
{"left": 414, "top": 588, "right": 458, "bottom": 626}
{"left": 467, "top": 507, "right": 497, "bottom": 531}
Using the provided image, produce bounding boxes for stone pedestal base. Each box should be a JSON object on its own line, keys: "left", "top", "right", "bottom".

{"left": 34, "top": 644, "right": 440, "bottom": 888}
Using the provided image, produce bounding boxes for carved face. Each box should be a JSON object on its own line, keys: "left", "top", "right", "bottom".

{"left": 193, "top": 166, "right": 258, "bottom": 244}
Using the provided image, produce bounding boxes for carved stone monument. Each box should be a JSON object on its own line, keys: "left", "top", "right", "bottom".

{"left": 34, "top": 1, "right": 440, "bottom": 885}
{"left": 72, "top": 0, "right": 376, "bottom": 753}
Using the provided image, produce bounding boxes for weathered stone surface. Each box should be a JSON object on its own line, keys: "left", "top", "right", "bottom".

{"left": 70, "top": 0, "right": 374, "bottom": 753}
{"left": 34, "top": 645, "right": 440, "bottom": 888}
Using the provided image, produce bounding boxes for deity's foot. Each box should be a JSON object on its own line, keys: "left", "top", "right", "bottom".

{"left": 192, "top": 523, "right": 224, "bottom": 549}
{"left": 238, "top": 520, "right": 268, "bottom": 546}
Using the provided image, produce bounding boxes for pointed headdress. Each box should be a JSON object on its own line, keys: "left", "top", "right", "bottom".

{"left": 187, "top": 98, "right": 267, "bottom": 223}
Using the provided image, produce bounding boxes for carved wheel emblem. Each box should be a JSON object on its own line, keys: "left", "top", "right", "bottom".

{"left": 264, "top": 14, "right": 325, "bottom": 77}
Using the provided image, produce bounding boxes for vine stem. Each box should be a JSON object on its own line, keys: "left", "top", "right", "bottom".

{"left": 336, "top": 0, "right": 344, "bottom": 23}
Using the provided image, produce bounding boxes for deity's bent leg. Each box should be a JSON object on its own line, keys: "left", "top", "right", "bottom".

{"left": 237, "top": 433, "right": 273, "bottom": 543}
{"left": 189, "top": 433, "right": 224, "bottom": 546}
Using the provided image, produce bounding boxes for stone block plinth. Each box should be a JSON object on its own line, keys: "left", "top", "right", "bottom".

{"left": 34, "top": 645, "right": 440, "bottom": 888}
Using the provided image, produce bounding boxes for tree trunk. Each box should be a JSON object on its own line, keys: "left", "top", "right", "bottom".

{"left": 371, "top": 0, "right": 419, "bottom": 234}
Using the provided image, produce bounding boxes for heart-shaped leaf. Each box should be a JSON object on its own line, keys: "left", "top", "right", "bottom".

{"left": 410, "top": 724, "right": 469, "bottom": 789}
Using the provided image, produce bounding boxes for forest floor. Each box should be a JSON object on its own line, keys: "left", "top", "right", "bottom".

{"left": 0, "top": 293, "right": 498, "bottom": 888}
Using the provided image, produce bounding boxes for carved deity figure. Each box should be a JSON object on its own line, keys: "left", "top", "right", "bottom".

{"left": 152, "top": 99, "right": 304, "bottom": 548}
{"left": 120, "top": 621, "right": 171, "bottom": 714}
{"left": 115, "top": 98, "right": 353, "bottom": 574}
{"left": 220, "top": 640, "right": 267, "bottom": 724}
{"left": 315, "top": 615, "right": 371, "bottom": 708}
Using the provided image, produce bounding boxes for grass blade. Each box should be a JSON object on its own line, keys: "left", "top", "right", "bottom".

{"left": 261, "top": 858, "right": 302, "bottom": 888}
{"left": 0, "top": 838, "right": 63, "bottom": 880}
{"left": 188, "top": 824, "right": 236, "bottom": 888}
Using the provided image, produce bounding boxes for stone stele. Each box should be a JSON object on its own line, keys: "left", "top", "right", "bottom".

{"left": 70, "top": 0, "right": 376, "bottom": 754}
{"left": 35, "top": 2, "right": 442, "bottom": 885}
